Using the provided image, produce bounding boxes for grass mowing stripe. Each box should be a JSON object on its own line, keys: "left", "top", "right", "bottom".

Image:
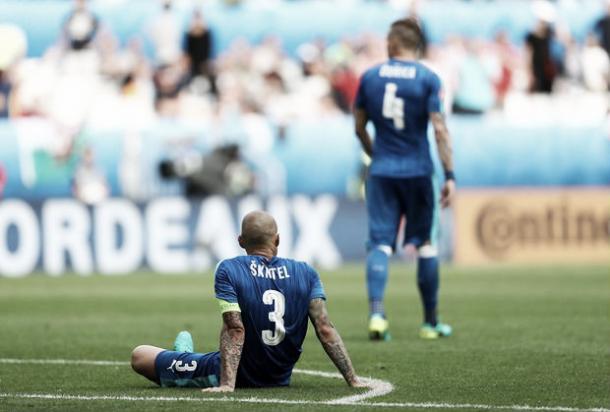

{"left": 1, "top": 393, "right": 608, "bottom": 412}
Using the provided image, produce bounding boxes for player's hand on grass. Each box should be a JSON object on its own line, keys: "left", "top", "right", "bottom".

{"left": 348, "top": 378, "right": 368, "bottom": 388}
{"left": 440, "top": 179, "right": 455, "bottom": 208}
{"left": 201, "top": 385, "right": 234, "bottom": 393}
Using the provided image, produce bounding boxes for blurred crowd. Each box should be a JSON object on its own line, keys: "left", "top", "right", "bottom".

{"left": 0, "top": 0, "right": 609, "bottom": 200}
{"left": 0, "top": 0, "right": 608, "bottom": 122}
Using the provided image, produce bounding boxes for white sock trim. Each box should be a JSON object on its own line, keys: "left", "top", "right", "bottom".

{"left": 375, "top": 245, "right": 393, "bottom": 256}
{"left": 418, "top": 245, "right": 438, "bottom": 258}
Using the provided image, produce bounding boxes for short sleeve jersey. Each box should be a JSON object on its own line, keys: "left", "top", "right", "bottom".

{"left": 355, "top": 59, "right": 443, "bottom": 178}
{"left": 215, "top": 255, "right": 325, "bottom": 388}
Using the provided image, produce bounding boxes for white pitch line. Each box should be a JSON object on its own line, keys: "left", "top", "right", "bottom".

{"left": 0, "top": 358, "right": 126, "bottom": 366}
{"left": 0, "top": 358, "right": 393, "bottom": 403}
{"left": 1, "top": 358, "right": 608, "bottom": 412}
{"left": 1, "top": 393, "right": 609, "bottom": 412}
{"left": 0, "top": 393, "right": 312, "bottom": 405}
{"left": 294, "top": 367, "right": 394, "bottom": 404}
{"left": 367, "top": 401, "right": 610, "bottom": 412}
{"left": 328, "top": 376, "right": 394, "bottom": 405}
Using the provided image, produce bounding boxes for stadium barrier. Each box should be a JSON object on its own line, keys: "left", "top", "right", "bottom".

{"left": 0, "top": 195, "right": 458, "bottom": 277}
{"left": 454, "top": 188, "right": 610, "bottom": 265}
{"left": 0, "top": 195, "right": 366, "bottom": 277}
{"left": 1, "top": 188, "right": 607, "bottom": 277}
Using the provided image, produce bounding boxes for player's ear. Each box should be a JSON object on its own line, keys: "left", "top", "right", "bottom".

{"left": 275, "top": 234, "right": 280, "bottom": 248}
{"left": 238, "top": 235, "right": 245, "bottom": 249}
{"left": 387, "top": 35, "right": 396, "bottom": 57}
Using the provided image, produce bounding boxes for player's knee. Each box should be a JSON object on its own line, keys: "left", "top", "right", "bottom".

{"left": 417, "top": 244, "right": 438, "bottom": 258}
{"left": 130, "top": 345, "right": 148, "bottom": 373}
{"left": 131, "top": 345, "right": 162, "bottom": 383}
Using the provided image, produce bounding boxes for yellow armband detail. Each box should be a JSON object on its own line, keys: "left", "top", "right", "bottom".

{"left": 217, "top": 299, "right": 241, "bottom": 314}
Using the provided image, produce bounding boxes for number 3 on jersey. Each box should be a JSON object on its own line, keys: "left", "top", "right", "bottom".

{"left": 382, "top": 82, "right": 405, "bottom": 130}
{"left": 262, "top": 290, "right": 285, "bottom": 346}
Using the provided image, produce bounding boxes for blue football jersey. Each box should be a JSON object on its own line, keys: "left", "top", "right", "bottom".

{"left": 355, "top": 59, "right": 443, "bottom": 178}
{"left": 214, "top": 255, "right": 326, "bottom": 388}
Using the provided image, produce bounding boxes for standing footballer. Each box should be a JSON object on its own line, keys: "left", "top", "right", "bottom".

{"left": 354, "top": 18, "right": 455, "bottom": 340}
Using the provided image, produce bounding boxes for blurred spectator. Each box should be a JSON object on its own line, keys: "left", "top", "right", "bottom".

{"left": 581, "top": 34, "right": 610, "bottom": 92}
{"left": 526, "top": 18, "right": 557, "bottom": 93}
{"left": 72, "top": 146, "right": 109, "bottom": 205}
{"left": 98, "top": 31, "right": 149, "bottom": 87}
{"left": 295, "top": 42, "right": 334, "bottom": 117}
{"left": 0, "top": 24, "right": 27, "bottom": 70}
{"left": 491, "top": 31, "right": 518, "bottom": 108}
{"left": 561, "top": 32, "right": 582, "bottom": 86}
{"left": 239, "top": 99, "right": 286, "bottom": 195}
{"left": 324, "top": 38, "right": 359, "bottom": 112}
{"left": 330, "top": 64, "right": 359, "bottom": 113}
{"left": 0, "top": 164, "right": 5, "bottom": 198}
{"left": 184, "top": 10, "right": 216, "bottom": 93}
{"left": 153, "top": 62, "right": 189, "bottom": 116}
{"left": 552, "top": 21, "right": 582, "bottom": 89}
{"left": 594, "top": 1, "right": 610, "bottom": 58}
{"left": 148, "top": 0, "right": 182, "bottom": 66}
{"left": 63, "top": 0, "right": 98, "bottom": 51}
{"left": 0, "top": 71, "right": 11, "bottom": 118}
{"left": 452, "top": 40, "right": 495, "bottom": 115}
{"left": 0, "top": 23, "right": 27, "bottom": 117}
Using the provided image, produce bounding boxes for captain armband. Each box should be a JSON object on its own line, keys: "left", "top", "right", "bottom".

{"left": 217, "top": 299, "right": 241, "bottom": 314}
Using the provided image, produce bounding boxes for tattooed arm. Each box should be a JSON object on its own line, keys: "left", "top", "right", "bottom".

{"left": 430, "top": 112, "right": 456, "bottom": 208}
{"left": 309, "top": 298, "right": 364, "bottom": 387}
{"left": 202, "top": 311, "right": 245, "bottom": 393}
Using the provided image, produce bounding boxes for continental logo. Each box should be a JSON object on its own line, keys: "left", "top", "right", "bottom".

{"left": 476, "top": 199, "right": 610, "bottom": 259}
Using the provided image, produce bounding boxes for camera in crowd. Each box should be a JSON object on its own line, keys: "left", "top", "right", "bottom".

{"left": 159, "top": 144, "right": 254, "bottom": 198}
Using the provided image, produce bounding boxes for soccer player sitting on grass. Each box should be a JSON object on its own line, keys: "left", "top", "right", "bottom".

{"left": 131, "top": 211, "right": 364, "bottom": 392}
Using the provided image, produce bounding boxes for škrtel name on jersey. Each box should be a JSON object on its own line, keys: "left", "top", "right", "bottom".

{"left": 249, "top": 261, "right": 290, "bottom": 280}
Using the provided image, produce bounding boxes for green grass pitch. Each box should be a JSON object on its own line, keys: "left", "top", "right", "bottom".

{"left": 0, "top": 264, "right": 608, "bottom": 412}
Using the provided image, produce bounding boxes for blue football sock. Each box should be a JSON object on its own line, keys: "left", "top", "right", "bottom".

{"left": 369, "top": 300, "right": 385, "bottom": 317}
{"left": 417, "top": 256, "right": 439, "bottom": 326}
{"left": 366, "top": 247, "right": 389, "bottom": 317}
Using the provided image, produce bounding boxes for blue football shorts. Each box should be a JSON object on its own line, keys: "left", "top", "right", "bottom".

{"left": 154, "top": 350, "right": 221, "bottom": 388}
{"left": 366, "top": 175, "right": 438, "bottom": 250}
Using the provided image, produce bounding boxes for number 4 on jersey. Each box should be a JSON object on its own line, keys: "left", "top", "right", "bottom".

{"left": 382, "top": 82, "right": 405, "bottom": 130}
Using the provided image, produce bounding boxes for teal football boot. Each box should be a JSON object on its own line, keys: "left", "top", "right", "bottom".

{"left": 173, "top": 330, "right": 194, "bottom": 353}
{"left": 435, "top": 322, "right": 452, "bottom": 337}
{"left": 419, "top": 322, "right": 452, "bottom": 339}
